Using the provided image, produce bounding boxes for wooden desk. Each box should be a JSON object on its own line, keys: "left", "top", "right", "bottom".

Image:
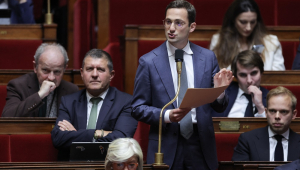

{"left": 219, "top": 161, "right": 288, "bottom": 170}
{"left": 0, "top": 162, "right": 169, "bottom": 170}
{"left": 213, "top": 118, "right": 300, "bottom": 134}
{"left": 0, "top": 24, "right": 57, "bottom": 42}
{"left": 1, "top": 117, "right": 300, "bottom": 134}
{"left": 124, "top": 25, "right": 300, "bottom": 94}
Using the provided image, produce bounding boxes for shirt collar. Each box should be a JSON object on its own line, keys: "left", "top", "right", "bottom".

{"left": 268, "top": 126, "right": 290, "bottom": 140}
{"left": 86, "top": 88, "right": 109, "bottom": 103}
{"left": 166, "top": 41, "right": 193, "bottom": 58}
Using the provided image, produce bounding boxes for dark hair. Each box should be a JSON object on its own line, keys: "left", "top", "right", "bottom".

{"left": 165, "top": 0, "right": 196, "bottom": 25}
{"left": 231, "top": 50, "right": 264, "bottom": 78}
{"left": 212, "top": 0, "right": 268, "bottom": 68}
{"left": 82, "top": 49, "right": 113, "bottom": 72}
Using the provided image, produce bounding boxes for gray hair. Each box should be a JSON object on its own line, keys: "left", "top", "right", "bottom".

{"left": 105, "top": 138, "right": 143, "bottom": 170}
{"left": 34, "top": 43, "right": 69, "bottom": 67}
{"left": 82, "top": 49, "right": 114, "bottom": 72}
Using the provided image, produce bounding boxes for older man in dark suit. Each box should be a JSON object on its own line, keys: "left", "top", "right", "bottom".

{"left": 2, "top": 43, "right": 78, "bottom": 117}
{"left": 51, "top": 49, "right": 137, "bottom": 161}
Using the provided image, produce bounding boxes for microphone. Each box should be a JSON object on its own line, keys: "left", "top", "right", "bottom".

{"left": 175, "top": 49, "right": 184, "bottom": 74}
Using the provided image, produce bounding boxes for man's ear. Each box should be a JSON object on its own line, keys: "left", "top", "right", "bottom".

{"left": 110, "top": 70, "right": 115, "bottom": 81}
{"left": 189, "top": 22, "right": 196, "bottom": 33}
{"left": 33, "top": 61, "right": 37, "bottom": 73}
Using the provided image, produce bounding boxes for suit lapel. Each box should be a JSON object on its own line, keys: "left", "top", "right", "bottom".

{"left": 256, "top": 127, "right": 270, "bottom": 160}
{"left": 288, "top": 129, "right": 300, "bottom": 160}
{"left": 224, "top": 82, "right": 239, "bottom": 116}
{"left": 190, "top": 43, "right": 205, "bottom": 88}
{"left": 96, "top": 87, "right": 114, "bottom": 128}
{"left": 153, "top": 42, "right": 176, "bottom": 108}
{"left": 76, "top": 90, "right": 88, "bottom": 129}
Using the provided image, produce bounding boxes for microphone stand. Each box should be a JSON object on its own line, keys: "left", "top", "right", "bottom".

{"left": 154, "top": 61, "right": 182, "bottom": 165}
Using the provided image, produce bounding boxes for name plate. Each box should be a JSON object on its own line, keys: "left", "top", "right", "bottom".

{"left": 219, "top": 121, "right": 240, "bottom": 131}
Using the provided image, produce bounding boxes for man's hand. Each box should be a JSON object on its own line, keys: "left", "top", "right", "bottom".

{"left": 38, "top": 80, "right": 56, "bottom": 99}
{"left": 214, "top": 68, "right": 234, "bottom": 88}
{"left": 248, "top": 85, "right": 265, "bottom": 114}
{"left": 95, "top": 130, "right": 112, "bottom": 138}
{"left": 58, "top": 120, "right": 77, "bottom": 131}
{"left": 169, "top": 108, "right": 191, "bottom": 122}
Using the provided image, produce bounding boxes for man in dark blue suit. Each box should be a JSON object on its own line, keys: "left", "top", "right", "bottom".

{"left": 131, "top": 1, "right": 233, "bottom": 169}
{"left": 212, "top": 50, "right": 269, "bottom": 117}
{"left": 232, "top": 86, "right": 300, "bottom": 161}
{"left": 51, "top": 49, "right": 137, "bottom": 161}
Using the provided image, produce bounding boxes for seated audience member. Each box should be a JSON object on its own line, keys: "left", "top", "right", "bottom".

{"left": 210, "top": 0, "right": 285, "bottom": 71}
{"left": 0, "top": 0, "right": 35, "bottom": 24}
{"left": 274, "top": 159, "right": 300, "bottom": 170}
{"left": 2, "top": 43, "right": 78, "bottom": 117}
{"left": 105, "top": 138, "right": 143, "bottom": 170}
{"left": 212, "top": 50, "right": 268, "bottom": 117}
{"left": 292, "top": 44, "right": 300, "bottom": 70}
{"left": 51, "top": 49, "right": 138, "bottom": 161}
{"left": 232, "top": 86, "right": 300, "bottom": 161}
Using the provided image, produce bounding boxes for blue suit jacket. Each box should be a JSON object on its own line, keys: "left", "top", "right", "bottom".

{"left": 211, "top": 81, "right": 268, "bottom": 117}
{"left": 51, "top": 87, "right": 137, "bottom": 161}
{"left": 131, "top": 41, "right": 228, "bottom": 170}
{"left": 8, "top": 0, "right": 35, "bottom": 24}
{"left": 232, "top": 126, "right": 300, "bottom": 161}
{"left": 274, "top": 159, "right": 300, "bottom": 170}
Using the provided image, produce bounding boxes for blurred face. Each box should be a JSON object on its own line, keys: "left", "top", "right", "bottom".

{"left": 164, "top": 8, "right": 196, "bottom": 49}
{"left": 33, "top": 47, "right": 65, "bottom": 87}
{"left": 81, "top": 56, "right": 114, "bottom": 96}
{"left": 266, "top": 95, "right": 297, "bottom": 135}
{"left": 112, "top": 156, "right": 138, "bottom": 170}
{"left": 236, "top": 62, "right": 261, "bottom": 94}
{"left": 235, "top": 11, "right": 257, "bottom": 39}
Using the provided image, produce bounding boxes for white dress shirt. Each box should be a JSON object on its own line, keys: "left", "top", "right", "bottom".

{"left": 268, "top": 127, "right": 289, "bottom": 161}
{"left": 86, "top": 89, "right": 108, "bottom": 127}
{"left": 228, "top": 88, "right": 265, "bottom": 117}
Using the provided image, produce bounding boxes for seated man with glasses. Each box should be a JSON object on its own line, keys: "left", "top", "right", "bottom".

{"left": 105, "top": 138, "right": 143, "bottom": 170}
{"left": 232, "top": 86, "right": 300, "bottom": 161}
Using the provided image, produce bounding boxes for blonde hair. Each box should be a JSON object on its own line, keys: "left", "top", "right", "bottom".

{"left": 267, "top": 86, "right": 297, "bottom": 111}
{"left": 105, "top": 138, "right": 143, "bottom": 170}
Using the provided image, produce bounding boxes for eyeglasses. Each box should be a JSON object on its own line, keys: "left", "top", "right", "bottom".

{"left": 163, "top": 19, "right": 186, "bottom": 28}
{"left": 112, "top": 162, "right": 138, "bottom": 170}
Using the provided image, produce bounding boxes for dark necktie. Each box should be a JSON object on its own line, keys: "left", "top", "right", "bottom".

{"left": 274, "top": 135, "right": 284, "bottom": 161}
{"left": 87, "top": 97, "right": 102, "bottom": 129}
{"left": 243, "top": 93, "right": 254, "bottom": 117}
{"left": 178, "top": 53, "right": 193, "bottom": 139}
{"left": 38, "top": 97, "right": 47, "bottom": 117}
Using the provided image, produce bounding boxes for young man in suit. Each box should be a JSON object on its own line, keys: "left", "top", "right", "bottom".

{"left": 212, "top": 50, "right": 269, "bottom": 117}
{"left": 232, "top": 86, "right": 300, "bottom": 161}
{"left": 131, "top": 0, "right": 233, "bottom": 169}
{"left": 2, "top": 43, "right": 78, "bottom": 117}
{"left": 51, "top": 49, "right": 137, "bottom": 161}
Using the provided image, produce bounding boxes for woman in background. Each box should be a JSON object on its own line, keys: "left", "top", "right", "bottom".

{"left": 105, "top": 138, "right": 143, "bottom": 170}
{"left": 210, "top": 0, "right": 285, "bottom": 71}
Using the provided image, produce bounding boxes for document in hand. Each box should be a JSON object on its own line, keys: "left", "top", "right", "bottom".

{"left": 179, "top": 85, "right": 228, "bottom": 109}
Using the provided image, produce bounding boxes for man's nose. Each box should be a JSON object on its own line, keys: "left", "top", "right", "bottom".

{"left": 246, "top": 75, "right": 252, "bottom": 84}
{"left": 47, "top": 72, "right": 55, "bottom": 81}
{"left": 92, "top": 68, "right": 98, "bottom": 76}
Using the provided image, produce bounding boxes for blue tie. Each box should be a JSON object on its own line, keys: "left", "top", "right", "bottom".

{"left": 178, "top": 58, "right": 193, "bottom": 139}
{"left": 243, "top": 93, "right": 254, "bottom": 117}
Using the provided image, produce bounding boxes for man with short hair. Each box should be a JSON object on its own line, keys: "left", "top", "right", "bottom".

{"left": 212, "top": 50, "right": 268, "bottom": 117}
{"left": 232, "top": 86, "right": 300, "bottom": 161}
{"left": 2, "top": 43, "right": 78, "bottom": 117}
{"left": 51, "top": 49, "right": 137, "bottom": 161}
{"left": 131, "top": 0, "right": 233, "bottom": 169}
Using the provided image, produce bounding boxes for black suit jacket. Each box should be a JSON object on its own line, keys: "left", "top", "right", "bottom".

{"left": 2, "top": 72, "right": 78, "bottom": 117}
{"left": 51, "top": 87, "right": 138, "bottom": 161}
{"left": 232, "top": 126, "right": 300, "bottom": 161}
{"left": 212, "top": 81, "right": 268, "bottom": 117}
